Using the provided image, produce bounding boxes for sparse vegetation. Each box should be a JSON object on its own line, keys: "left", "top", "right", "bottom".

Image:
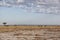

{"left": 0, "top": 25, "right": 59, "bottom": 40}
{"left": 0, "top": 25, "right": 59, "bottom": 32}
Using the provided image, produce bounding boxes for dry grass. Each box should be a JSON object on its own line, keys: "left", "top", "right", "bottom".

{"left": 0, "top": 25, "right": 60, "bottom": 32}
{"left": 0, "top": 25, "right": 60, "bottom": 40}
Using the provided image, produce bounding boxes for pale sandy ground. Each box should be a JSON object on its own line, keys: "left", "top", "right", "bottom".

{"left": 0, "top": 26, "right": 60, "bottom": 40}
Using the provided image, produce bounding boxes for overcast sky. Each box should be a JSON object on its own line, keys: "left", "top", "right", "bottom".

{"left": 0, "top": 0, "right": 60, "bottom": 25}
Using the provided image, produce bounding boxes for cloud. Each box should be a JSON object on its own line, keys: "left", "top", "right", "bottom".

{"left": 17, "top": 0, "right": 24, "bottom": 3}
{"left": 0, "top": 0, "right": 60, "bottom": 15}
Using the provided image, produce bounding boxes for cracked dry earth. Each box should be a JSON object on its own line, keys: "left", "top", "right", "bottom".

{"left": 0, "top": 28, "right": 60, "bottom": 40}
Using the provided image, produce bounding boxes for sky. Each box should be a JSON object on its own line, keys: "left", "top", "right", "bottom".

{"left": 0, "top": 0, "right": 60, "bottom": 25}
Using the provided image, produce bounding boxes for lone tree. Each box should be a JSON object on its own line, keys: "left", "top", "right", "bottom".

{"left": 3, "top": 22, "right": 7, "bottom": 26}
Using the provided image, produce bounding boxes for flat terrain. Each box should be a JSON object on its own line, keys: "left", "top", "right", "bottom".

{"left": 0, "top": 25, "right": 60, "bottom": 32}
{"left": 0, "top": 25, "right": 60, "bottom": 40}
